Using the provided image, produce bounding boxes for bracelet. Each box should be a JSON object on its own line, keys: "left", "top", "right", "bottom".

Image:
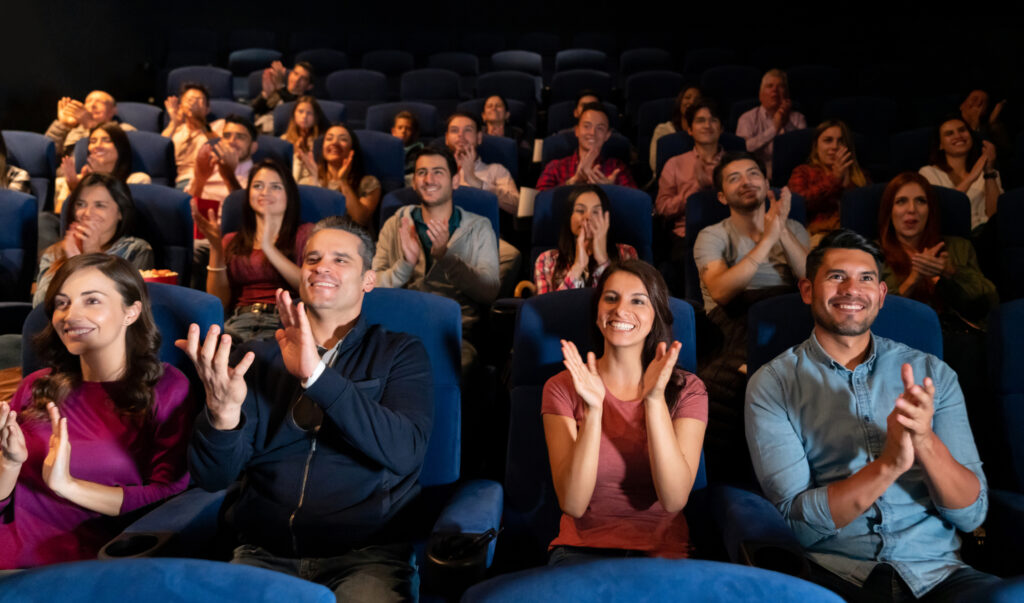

{"left": 983, "top": 171, "right": 998, "bottom": 179}
{"left": 207, "top": 265, "right": 227, "bottom": 272}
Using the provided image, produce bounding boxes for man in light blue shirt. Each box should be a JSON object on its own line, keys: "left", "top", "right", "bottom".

{"left": 745, "top": 230, "right": 999, "bottom": 601}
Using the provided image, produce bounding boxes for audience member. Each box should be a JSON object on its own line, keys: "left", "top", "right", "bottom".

{"left": 656, "top": 99, "right": 724, "bottom": 240}
{"left": 481, "top": 94, "right": 524, "bottom": 142}
{"left": 537, "top": 103, "right": 636, "bottom": 191}
{"left": 746, "top": 229, "right": 998, "bottom": 602}
{"left": 280, "top": 96, "right": 328, "bottom": 185}
{"left": 1, "top": 254, "right": 191, "bottom": 569}
{"left": 787, "top": 120, "right": 867, "bottom": 239}
{"left": 188, "top": 115, "right": 258, "bottom": 203}
{"left": 543, "top": 260, "right": 707, "bottom": 564}
{"left": 34, "top": 174, "right": 153, "bottom": 307}
{"left": 649, "top": 86, "right": 701, "bottom": 171}
{"left": 693, "top": 152, "right": 808, "bottom": 470}
{"left": 919, "top": 115, "right": 1001, "bottom": 232}
{"left": 445, "top": 112, "right": 519, "bottom": 214}
{"left": 161, "top": 83, "right": 224, "bottom": 189}
{"left": 534, "top": 185, "right": 638, "bottom": 294}
{"left": 55, "top": 123, "right": 151, "bottom": 212}
{"left": 179, "top": 216, "right": 430, "bottom": 600}
{"left": 959, "top": 89, "right": 1009, "bottom": 158}
{"left": 736, "top": 69, "right": 806, "bottom": 178}
{"left": 298, "top": 124, "right": 381, "bottom": 229}
{"left": 193, "top": 159, "right": 311, "bottom": 343}
{"left": 0, "top": 135, "right": 30, "bottom": 194}
{"left": 251, "top": 61, "right": 315, "bottom": 132}
{"left": 373, "top": 146, "right": 499, "bottom": 368}
{"left": 391, "top": 110, "right": 423, "bottom": 176}
{"left": 45, "top": 91, "right": 135, "bottom": 157}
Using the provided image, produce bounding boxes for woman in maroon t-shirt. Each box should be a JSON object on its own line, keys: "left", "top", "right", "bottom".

{"left": 193, "top": 158, "right": 312, "bottom": 343}
{"left": 542, "top": 259, "right": 708, "bottom": 564}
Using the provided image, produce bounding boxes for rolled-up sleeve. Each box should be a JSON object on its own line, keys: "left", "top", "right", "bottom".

{"left": 746, "top": 364, "right": 839, "bottom": 544}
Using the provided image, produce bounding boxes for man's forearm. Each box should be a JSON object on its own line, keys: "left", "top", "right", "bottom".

{"left": 780, "top": 228, "right": 808, "bottom": 279}
{"left": 827, "top": 458, "right": 902, "bottom": 528}
{"left": 916, "top": 433, "right": 981, "bottom": 510}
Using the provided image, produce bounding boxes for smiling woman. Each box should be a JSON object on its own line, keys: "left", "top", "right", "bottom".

{"left": 919, "top": 115, "right": 1002, "bottom": 231}
{"left": 788, "top": 120, "right": 867, "bottom": 238}
{"left": 1, "top": 254, "right": 192, "bottom": 569}
{"left": 541, "top": 260, "right": 707, "bottom": 565}
{"left": 296, "top": 123, "right": 381, "bottom": 230}
{"left": 33, "top": 173, "right": 154, "bottom": 307}
{"left": 53, "top": 122, "right": 152, "bottom": 213}
{"left": 193, "top": 158, "right": 313, "bottom": 343}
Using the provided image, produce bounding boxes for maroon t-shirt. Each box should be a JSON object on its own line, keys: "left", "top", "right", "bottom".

{"left": 223, "top": 223, "right": 313, "bottom": 307}
{"left": 541, "top": 368, "right": 708, "bottom": 557}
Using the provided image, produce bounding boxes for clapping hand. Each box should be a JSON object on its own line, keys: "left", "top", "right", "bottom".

{"left": 398, "top": 216, "right": 421, "bottom": 266}
{"left": 274, "top": 289, "right": 320, "bottom": 382}
{"left": 0, "top": 401, "right": 26, "bottom": 467}
{"left": 640, "top": 341, "right": 682, "bottom": 403}
{"left": 561, "top": 339, "right": 605, "bottom": 411}
{"left": 175, "top": 324, "right": 255, "bottom": 431}
{"left": 426, "top": 218, "right": 450, "bottom": 259}
{"left": 893, "top": 363, "right": 936, "bottom": 451}
{"left": 42, "top": 403, "right": 74, "bottom": 497}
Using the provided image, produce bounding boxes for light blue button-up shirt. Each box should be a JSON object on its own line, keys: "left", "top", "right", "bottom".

{"left": 745, "top": 332, "right": 987, "bottom": 597}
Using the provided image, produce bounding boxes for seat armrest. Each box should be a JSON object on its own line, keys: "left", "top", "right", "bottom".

{"left": 710, "top": 484, "right": 809, "bottom": 578}
{"left": 99, "top": 488, "right": 227, "bottom": 559}
{"left": 423, "top": 479, "right": 503, "bottom": 596}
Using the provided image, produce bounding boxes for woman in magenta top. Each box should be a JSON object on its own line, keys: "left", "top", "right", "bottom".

{"left": 193, "top": 158, "right": 312, "bottom": 343}
{"left": 0, "top": 254, "right": 191, "bottom": 569}
{"left": 534, "top": 185, "right": 638, "bottom": 295}
{"left": 542, "top": 260, "right": 708, "bottom": 563}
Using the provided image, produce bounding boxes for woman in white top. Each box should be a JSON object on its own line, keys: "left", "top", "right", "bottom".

{"left": 918, "top": 115, "right": 1001, "bottom": 231}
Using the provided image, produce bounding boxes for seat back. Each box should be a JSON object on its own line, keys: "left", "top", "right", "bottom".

{"left": 400, "top": 69, "right": 462, "bottom": 118}
{"left": 361, "top": 288, "right": 463, "bottom": 486}
{"left": 490, "top": 50, "right": 542, "bottom": 76}
{"left": 2, "top": 130, "right": 55, "bottom": 210}
{"left": 23, "top": 283, "right": 223, "bottom": 376}
{"left": 125, "top": 131, "right": 176, "bottom": 186}
{"left": 129, "top": 184, "right": 194, "bottom": 285}
{"left": 620, "top": 48, "right": 673, "bottom": 78}
{"left": 0, "top": 190, "right": 37, "bottom": 300}
{"left": 540, "top": 131, "right": 631, "bottom": 166}
{"left": 545, "top": 100, "right": 620, "bottom": 135}
{"left": 457, "top": 98, "right": 531, "bottom": 135}
{"left": 252, "top": 136, "right": 294, "bottom": 168}
{"left": 997, "top": 189, "right": 1024, "bottom": 301}
{"left": 655, "top": 131, "right": 746, "bottom": 177}
{"left": 555, "top": 49, "right": 608, "bottom": 72}
{"left": 353, "top": 130, "right": 405, "bottom": 190}
{"left": 840, "top": 183, "right": 972, "bottom": 240}
{"left": 364, "top": 102, "right": 441, "bottom": 138}
{"left": 549, "top": 70, "right": 612, "bottom": 104}
{"left": 747, "top": 292, "right": 943, "bottom": 377}
{"left": 506, "top": 288, "right": 702, "bottom": 564}
{"left": 117, "top": 103, "right": 164, "bottom": 133}
{"left": 624, "top": 71, "right": 685, "bottom": 118}
{"left": 378, "top": 187, "right": 500, "bottom": 245}
{"left": 207, "top": 99, "right": 254, "bottom": 123}
{"left": 324, "top": 69, "right": 387, "bottom": 128}
{"left": 221, "top": 185, "right": 346, "bottom": 235}
{"left": 166, "top": 66, "right": 232, "bottom": 99}
{"left": 531, "top": 185, "right": 653, "bottom": 264}
{"left": 989, "top": 300, "right": 1024, "bottom": 492}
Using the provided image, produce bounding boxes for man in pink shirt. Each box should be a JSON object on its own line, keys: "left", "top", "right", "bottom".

{"left": 736, "top": 69, "right": 806, "bottom": 179}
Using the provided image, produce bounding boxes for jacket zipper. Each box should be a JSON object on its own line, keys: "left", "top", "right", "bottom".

{"left": 288, "top": 425, "right": 319, "bottom": 555}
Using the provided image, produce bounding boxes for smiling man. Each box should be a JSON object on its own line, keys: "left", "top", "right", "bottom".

{"left": 373, "top": 146, "right": 499, "bottom": 368}
{"left": 736, "top": 69, "right": 806, "bottom": 179}
{"left": 187, "top": 114, "right": 259, "bottom": 202}
{"left": 181, "top": 215, "right": 432, "bottom": 601}
{"left": 45, "top": 90, "right": 136, "bottom": 157}
{"left": 745, "top": 229, "right": 997, "bottom": 602}
{"left": 536, "top": 102, "right": 636, "bottom": 191}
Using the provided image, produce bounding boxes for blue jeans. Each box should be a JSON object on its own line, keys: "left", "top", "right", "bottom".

{"left": 809, "top": 561, "right": 1000, "bottom": 603}
{"left": 231, "top": 543, "right": 418, "bottom": 603}
{"left": 224, "top": 308, "right": 282, "bottom": 344}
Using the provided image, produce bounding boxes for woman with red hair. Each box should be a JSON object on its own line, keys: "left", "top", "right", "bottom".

{"left": 877, "top": 172, "right": 997, "bottom": 329}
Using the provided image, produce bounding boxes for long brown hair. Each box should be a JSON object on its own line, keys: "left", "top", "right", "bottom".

{"left": 282, "top": 96, "right": 328, "bottom": 152}
{"left": 225, "top": 159, "right": 301, "bottom": 261}
{"left": 26, "top": 254, "right": 163, "bottom": 420}
{"left": 877, "top": 172, "right": 943, "bottom": 295}
{"left": 929, "top": 114, "right": 983, "bottom": 174}
{"left": 591, "top": 259, "right": 688, "bottom": 409}
{"left": 808, "top": 120, "right": 867, "bottom": 187}
{"left": 553, "top": 185, "right": 620, "bottom": 285}
{"left": 316, "top": 123, "right": 367, "bottom": 191}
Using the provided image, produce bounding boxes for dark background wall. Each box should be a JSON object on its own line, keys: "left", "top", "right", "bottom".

{"left": 3, "top": 1, "right": 1022, "bottom": 131}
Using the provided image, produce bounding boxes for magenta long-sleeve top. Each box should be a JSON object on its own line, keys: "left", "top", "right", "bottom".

{"left": 0, "top": 364, "right": 192, "bottom": 569}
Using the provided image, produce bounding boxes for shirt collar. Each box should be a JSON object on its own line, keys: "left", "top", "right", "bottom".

{"left": 806, "top": 329, "right": 878, "bottom": 374}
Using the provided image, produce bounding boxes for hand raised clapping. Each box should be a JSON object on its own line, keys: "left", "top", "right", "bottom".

{"left": 0, "top": 401, "right": 26, "bottom": 467}
{"left": 561, "top": 340, "right": 605, "bottom": 412}
{"left": 640, "top": 341, "right": 682, "bottom": 403}
{"left": 175, "top": 324, "right": 255, "bottom": 431}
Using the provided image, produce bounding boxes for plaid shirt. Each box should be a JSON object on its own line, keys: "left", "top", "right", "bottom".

{"left": 536, "top": 152, "right": 636, "bottom": 191}
{"left": 534, "top": 243, "right": 638, "bottom": 294}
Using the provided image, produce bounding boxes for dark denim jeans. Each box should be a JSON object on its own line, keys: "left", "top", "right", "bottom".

{"left": 809, "top": 561, "right": 1000, "bottom": 603}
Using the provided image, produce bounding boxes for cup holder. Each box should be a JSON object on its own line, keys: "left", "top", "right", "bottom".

{"left": 99, "top": 532, "right": 172, "bottom": 559}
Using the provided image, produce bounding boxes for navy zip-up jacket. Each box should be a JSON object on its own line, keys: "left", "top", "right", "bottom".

{"left": 188, "top": 316, "right": 434, "bottom": 558}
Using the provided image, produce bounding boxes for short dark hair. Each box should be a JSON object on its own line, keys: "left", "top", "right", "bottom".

{"left": 293, "top": 61, "right": 315, "bottom": 78}
{"left": 61, "top": 172, "right": 136, "bottom": 243}
{"left": 684, "top": 98, "right": 721, "bottom": 127}
{"left": 712, "top": 151, "right": 765, "bottom": 193}
{"left": 411, "top": 145, "right": 457, "bottom": 177}
{"left": 310, "top": 215, "right": 375, "bottom": 271}
{"left": 394, "top": 110, "right": 420, "bottom": 137}
{"left": 484, "top": 94, "right": 509, "bottom": 112}
{"left": 576, "top": 102, "right": 610, "bottom": 126}
{"left": 223, "top": 114, "right": 257, "bottom": 141}
{"left": 179, "top": 82, "right": 210, "bottom": 103}
{"left": 575, "top": 89, "right": 601, "bottom": 106}
{"left": 805, "top": 229, "right": 885, "bottom": 282}
{"left": 445, "top": 111, "right": 482, "bottom": 133}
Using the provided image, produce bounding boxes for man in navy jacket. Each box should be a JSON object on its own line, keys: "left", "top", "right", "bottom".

{"left": 179, "top": 216, "right": 433, "bottom": 601}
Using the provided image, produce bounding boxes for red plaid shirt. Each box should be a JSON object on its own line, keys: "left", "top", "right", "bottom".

{"left": 536, "top": 153, "right": 636, "bottom": 191}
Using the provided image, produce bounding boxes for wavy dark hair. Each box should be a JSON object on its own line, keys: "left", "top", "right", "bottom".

{"left": 591, "top": 259, "right": 688, "bottom": 409}
{"left": 225, "top": 158, "right": 301, "bottom": 262}
{"left": 877, "top": 172, "right": 943, "bottom": 296}
{"left": 282, "top": 96, "right": 328, "bottom": 152}
{"left": 26, "top": 254, "right": 163, "bottom": 421}
{"left": 316, "top": 123, "right": 367, "bottom": 191}
{"left": 671, "top": 86, "right": 701, "bottom": 132}
{"left": 929, "top": 114, "right": 983, "bottom": 174}
{"left": 88, "top": 122, "right": 133, "bottom": 182}
{"left": 806, "top": 120, "right": 867, "bottom": 187}
{"left": 553, "top": 185, "right": 621, "bottom": 286}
